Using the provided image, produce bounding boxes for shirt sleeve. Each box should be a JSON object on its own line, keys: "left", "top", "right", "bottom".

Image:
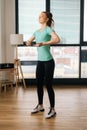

{"left": 33, "top": 31, "right": 36, "bottom": 37}
{"left": 47, "top": 27, "right": 55, "bottom": 35}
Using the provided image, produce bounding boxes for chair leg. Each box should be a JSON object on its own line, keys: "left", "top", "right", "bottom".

{"left": 4, "top": 84, "right": 6, "bottom": 93}
{"left": 11, "top": 84, "right": 13, "bottom": 92}
{"left": 0, "top": 83, "right": 3, "bottom": 93}
{"left": 0, "top": 82, "right": 14, "bottom": 93}
{"left": 0, "top": 86, "right": 1, "bottom": 93}
{"left": 6, "top": 83, "right": 14, "bottom": 92}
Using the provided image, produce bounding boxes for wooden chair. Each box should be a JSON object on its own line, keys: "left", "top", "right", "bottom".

{"left": 0, "top": 68, "right": 15, "bottom": 93}
{"left": 0, "top": 79, "right": 13, "bottom": 93}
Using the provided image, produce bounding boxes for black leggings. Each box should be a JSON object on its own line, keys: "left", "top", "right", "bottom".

{"left": 36, "top": 59, "right": 55, "bottom": 108}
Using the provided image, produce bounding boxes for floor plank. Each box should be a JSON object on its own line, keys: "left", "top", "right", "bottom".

{"left": 0, "top": 85, "right": 87, "bottom": 130}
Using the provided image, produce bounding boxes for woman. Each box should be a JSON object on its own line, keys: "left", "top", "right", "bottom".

{"left": 26, "top": 11, "right": 60, "bottom": 119}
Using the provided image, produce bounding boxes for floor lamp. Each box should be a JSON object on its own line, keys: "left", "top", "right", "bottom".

{"left": 10, "top": 34, "right": 26, "bottom": 89}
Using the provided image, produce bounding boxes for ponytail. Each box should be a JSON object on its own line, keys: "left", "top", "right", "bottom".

{"left": 42, "top": 11, "right": 54, "bottom": 27}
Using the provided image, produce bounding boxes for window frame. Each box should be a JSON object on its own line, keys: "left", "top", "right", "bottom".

{"left": 80, "top": 0, "right": 87, "bottom": 44}
{"left": 15, "top": 0, "right": 82, "bottom": 46}
{"left": 15, "top": 0, "right": 87, "bottom": 83}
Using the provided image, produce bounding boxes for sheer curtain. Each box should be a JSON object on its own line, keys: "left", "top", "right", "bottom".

{"left": 18, "top": 0, "right": 46, "bottom": 41}
{"left": 50, "top": 0, "right": 80, "bottom": 44}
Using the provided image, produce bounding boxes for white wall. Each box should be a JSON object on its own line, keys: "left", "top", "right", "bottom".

{"left": 0, "top": 0, "right": 5, "bottom": 63}
{"left": 5, "top": 0, "right": 15, "bottom": 63}
{"left": 0, "top": 0, "right": 15, "bottom": 63}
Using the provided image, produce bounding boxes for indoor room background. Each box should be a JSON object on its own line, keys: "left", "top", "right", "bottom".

{"left": 0, "top": 0, "right": 87, "bottom": 85}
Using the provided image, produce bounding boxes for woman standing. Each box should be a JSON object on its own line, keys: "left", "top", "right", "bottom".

{"left": 26, "top": 11, "right": 60, "bottom": 119}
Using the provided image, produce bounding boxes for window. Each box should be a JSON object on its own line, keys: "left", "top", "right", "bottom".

{"left": 52, "top": 47, "right": 79, "bottom": 78}
{"left": 18, "top": 46, "right": 37, "bottom": 78}
{"left": 16, "top": 0, "right": 87, "bottom": 81}
{"left": 50, "top": 0, "right": 80, "bottom": 44}
{"left": 83, "top": 0, "right": 87, "bottom": 42}
{"left": 81, "top": 47, "right": 87, "bottom": 78}
{"left": 18, "top": 46, "right": 79, "bottom": 79}
{"left": 18, "top": 0, "right": 46, "bottom": 41}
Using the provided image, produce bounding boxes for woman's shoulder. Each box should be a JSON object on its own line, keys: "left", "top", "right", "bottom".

{"left": 33, "top": 29, "right": 39, "bottom": 35}
{"left": 46, "top": 26, "right": 55, "bottom": 34}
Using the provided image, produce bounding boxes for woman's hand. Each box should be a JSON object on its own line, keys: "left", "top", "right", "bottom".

{"left": 34, "top": 43, "right": 44, "bottom": 47}
{"left": 26, "top": 36, "right": 35, "bottom": 46}
{"left": 26, "top": 40, "right": 31, "bottom": 46}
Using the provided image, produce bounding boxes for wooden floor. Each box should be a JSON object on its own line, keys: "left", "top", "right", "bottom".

{"left": 0, "top": 85, "right": 87, "bottom": 130}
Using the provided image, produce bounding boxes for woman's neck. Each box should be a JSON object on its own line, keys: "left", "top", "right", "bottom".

{"left": 40, "top": 23, "right": 47, "bottom": 29}
{"left": 39, "top": 24, "right": 47, "bottom": 31}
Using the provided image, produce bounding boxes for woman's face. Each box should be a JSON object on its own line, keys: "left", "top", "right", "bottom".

{"left": 39, "top": 12, "right": 48, "bottom": 24}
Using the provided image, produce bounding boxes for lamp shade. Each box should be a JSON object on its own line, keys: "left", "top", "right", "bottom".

{"left": 10, "top": 34, "right": 23, "bottom": 45}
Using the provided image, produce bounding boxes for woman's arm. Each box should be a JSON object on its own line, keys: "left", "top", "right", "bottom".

{"left": 26, "top": 36, "right": 35, "bottom": 46}
{"left": 44, "top": 31, "right": 60, "bottom": 45}
{"left": 35, "top": 31, "right": 60, "bottom": 47}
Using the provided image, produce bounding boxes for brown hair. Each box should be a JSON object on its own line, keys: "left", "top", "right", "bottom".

{"left": 42, "top": 11, "right": 54, "bottom": 27}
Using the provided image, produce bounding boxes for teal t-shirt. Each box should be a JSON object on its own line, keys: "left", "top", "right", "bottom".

{"left": 33, "top": 26, "right": 54, "bottom": 61}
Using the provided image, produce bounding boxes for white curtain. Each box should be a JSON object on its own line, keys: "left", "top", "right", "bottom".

{"left": 50, "top": 0, "right": 80, "bottom": 44}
